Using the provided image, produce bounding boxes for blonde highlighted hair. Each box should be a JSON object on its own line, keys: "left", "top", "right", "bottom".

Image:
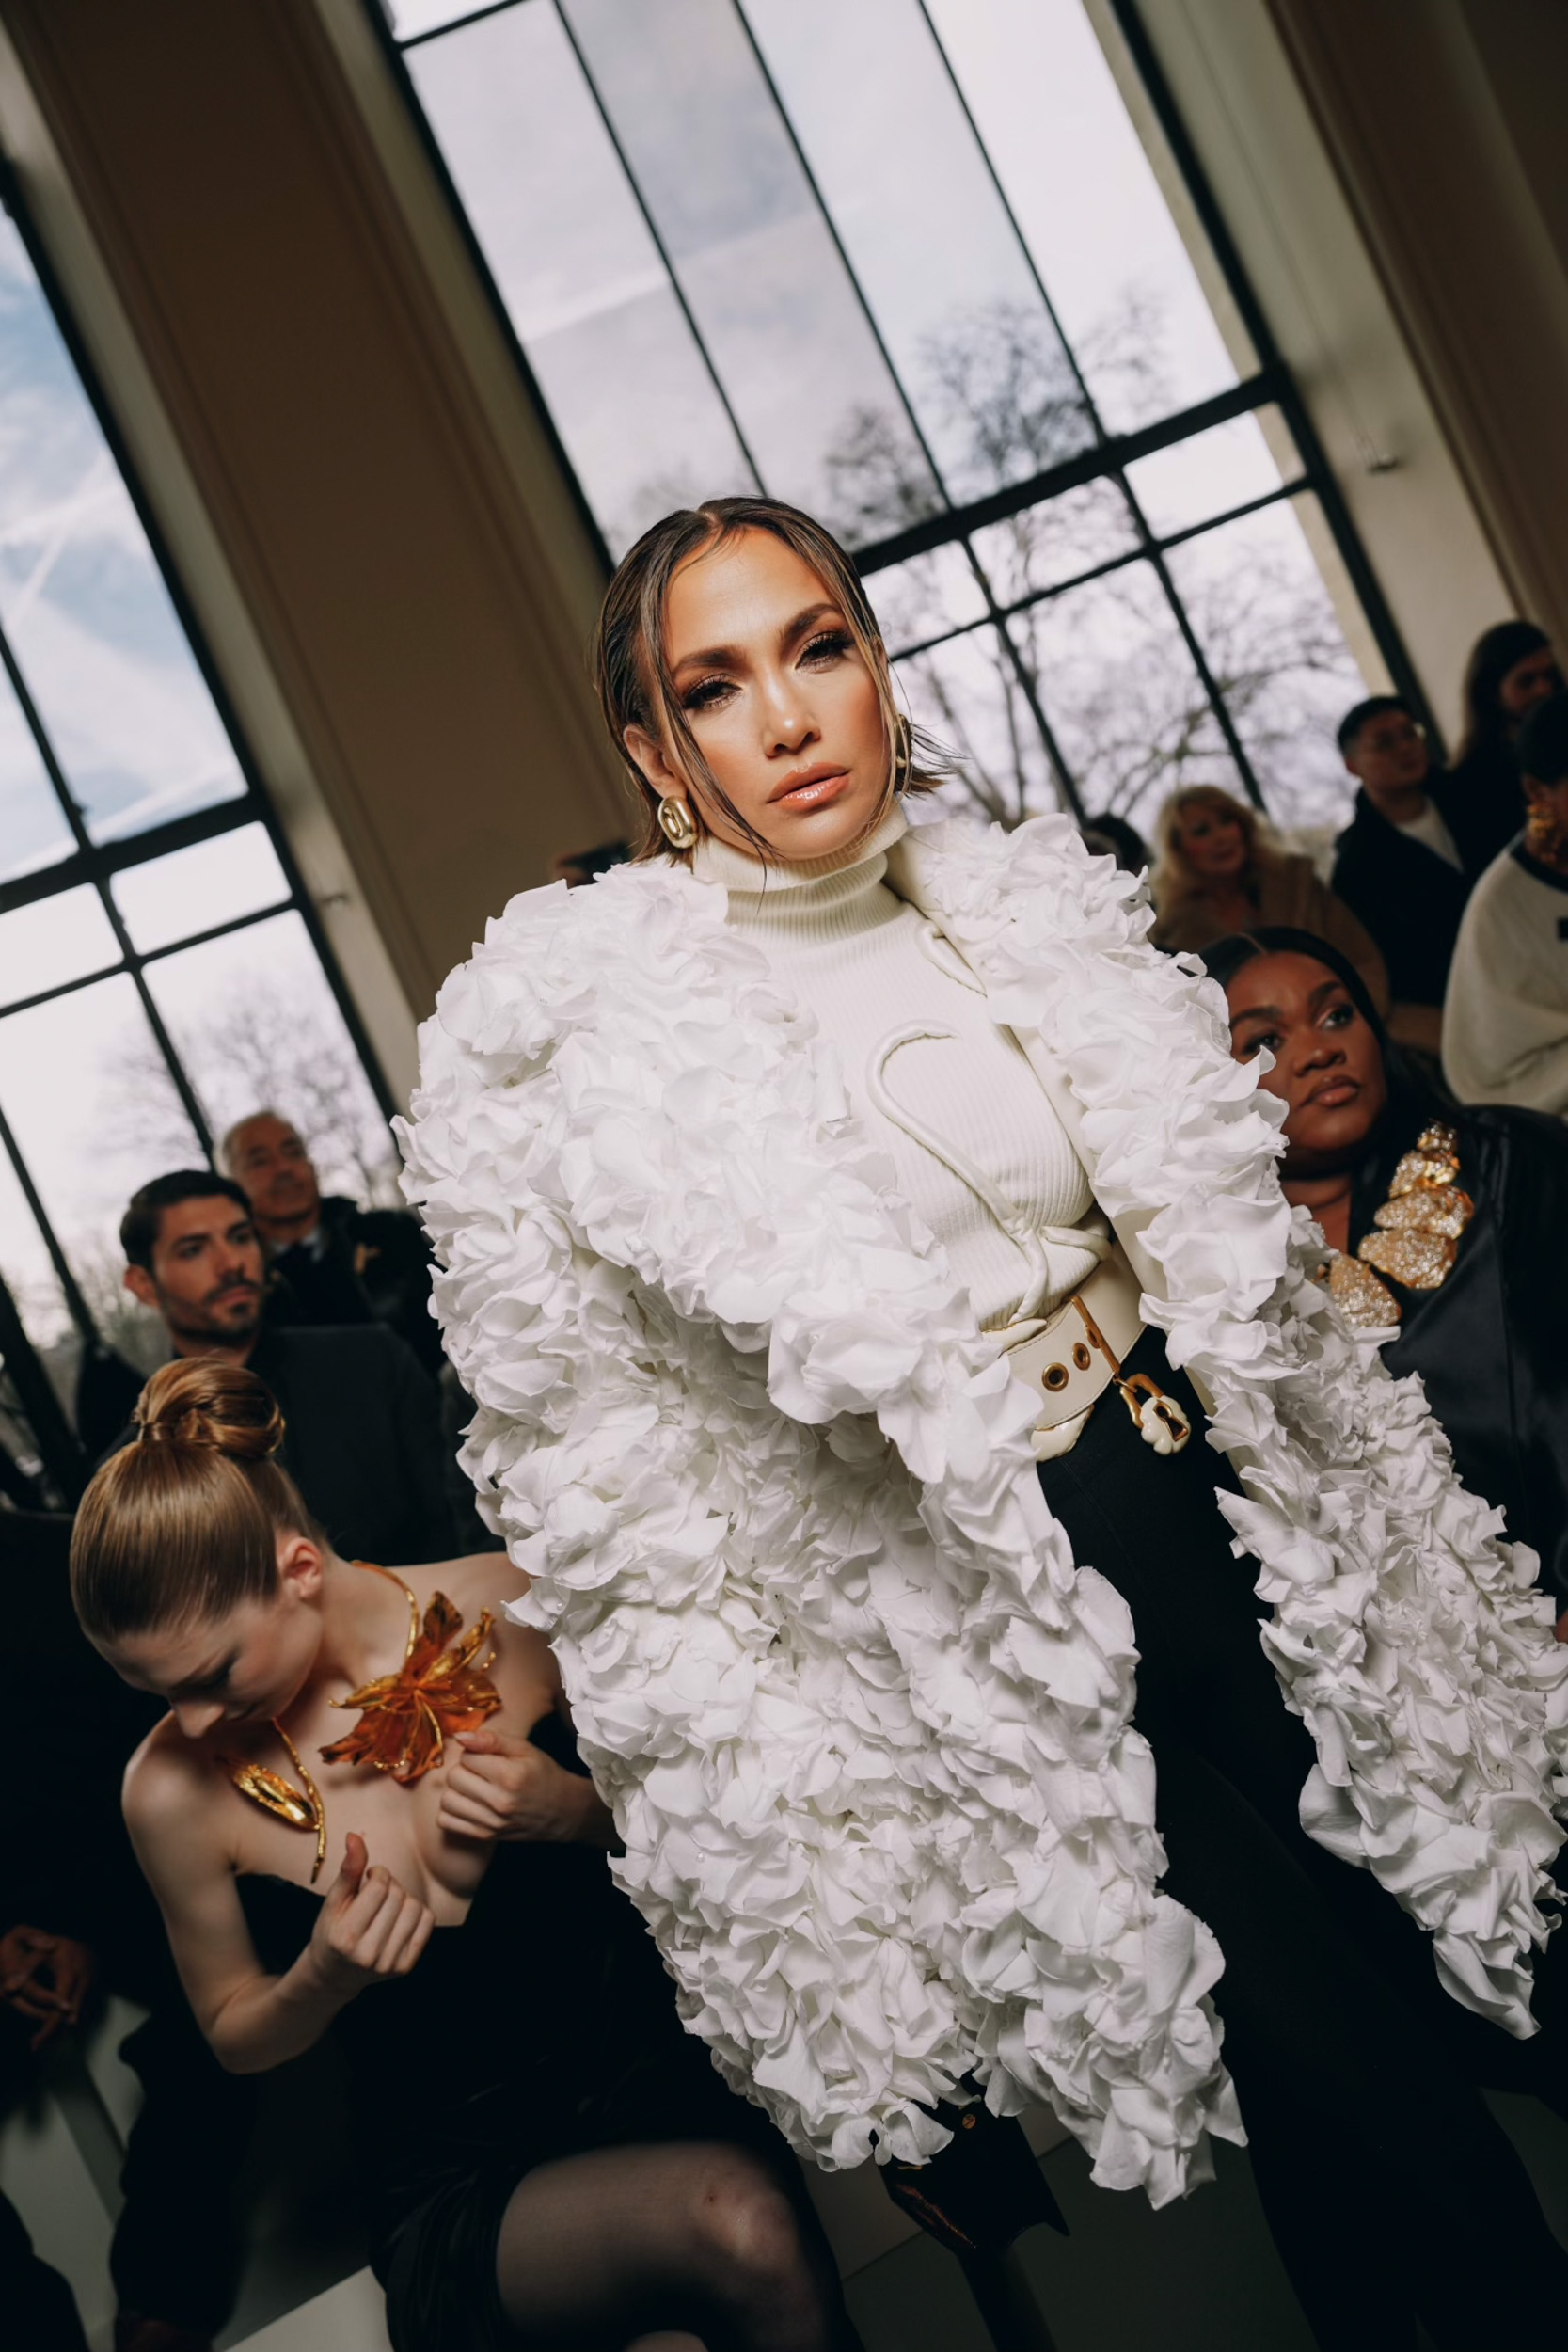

{"left": 1150, "top": 784, "right": 1276, "bottom": 915}
{"left": 71, "top": 1359, "right": 321, "bottom": 1643}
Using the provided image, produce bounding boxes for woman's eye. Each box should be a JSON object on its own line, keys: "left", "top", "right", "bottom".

{"left": 681, "top": 676, "right": 733, "bottom": 714}
{"left": 1323, "top": 1004, "right": 1354, "bottom": 1030}
{"left": 800, "top": 628, "right": 851, "bottom": 666}
{"left": 1240, "top": 1029, "right": 1281, "bottom": 1058}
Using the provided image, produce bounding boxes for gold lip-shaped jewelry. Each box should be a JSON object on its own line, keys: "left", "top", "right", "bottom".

{"left": 231, "top": 1722, "right": 326, "bottom": 1884}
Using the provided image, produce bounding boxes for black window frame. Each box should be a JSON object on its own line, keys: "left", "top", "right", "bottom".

{"left": 0, "top": 154, "right": 395, "bottom": 1499}
{"left": 372, "top": 0, "right": 1433, "bottom": 827}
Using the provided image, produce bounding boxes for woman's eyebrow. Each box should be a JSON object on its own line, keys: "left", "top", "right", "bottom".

{"left": 1228, "top": 1002, "right": 1281, "bottom": 1029}
{"left": 669, "top": 603, "right": 841, "bottom": 678}
{"left": 779, "top": 599, "right": 839, "bottom": 645}
{"left": 670, "top": 637, "right": 742, "bottom": 677}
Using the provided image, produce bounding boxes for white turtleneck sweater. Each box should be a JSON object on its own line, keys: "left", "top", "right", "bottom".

{"left": 693, "top": 808, "right": 1104, "bottom": 1332}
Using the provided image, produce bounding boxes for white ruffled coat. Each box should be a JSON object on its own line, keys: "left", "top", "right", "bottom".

{"left": 399, "top": 815, "right": 1568, "bottom": 2204}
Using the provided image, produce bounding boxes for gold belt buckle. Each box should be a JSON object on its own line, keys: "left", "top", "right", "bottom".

{"left": 1058, "top": 1295, "right": 1192, "bottom": 1458}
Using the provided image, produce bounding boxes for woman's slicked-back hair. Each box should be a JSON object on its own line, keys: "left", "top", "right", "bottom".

{"left": 593, "top": 495, "right": 946, "bottom": 863}
{"left": 71, "top": 1359, "right": 322, "bottom": 1644}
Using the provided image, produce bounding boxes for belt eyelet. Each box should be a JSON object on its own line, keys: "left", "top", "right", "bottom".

{"left": 1042, "top": 1363, "right": 1069, "bottom": 1391}
{"left": 1071, "top": 1342, "right": 1092, "bottom": 1371}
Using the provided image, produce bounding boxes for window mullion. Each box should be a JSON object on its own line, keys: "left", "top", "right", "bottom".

{"left": 852, "top": 372, "right": 1289, "bottom": 577}
{"left": 0, "top": 1092, "right": 97, "bottom": 1344}
{"left": 400, "top": 0, "right": 529, "bottom": 53}
{"left": 1101, "top": 0, "right": 1435, "bottom": 751}
{"left": 0, "top": 617, "right": 93, "bottom": 850}
{"left": 918, "top": 2, "right": 1267, "bottom": 812}
{"left": 1116, "top": 466, "right": 1269, "bottom": 810}
{"left": 91, "top": 878, "right": 218, "bottom": 1162}
{"left": 550, "top": 1, "right": 767, "bottom": 496}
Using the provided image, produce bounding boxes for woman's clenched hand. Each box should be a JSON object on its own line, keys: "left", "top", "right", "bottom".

{"left": 438, "top": 1727, "right": 605, "bottom": 1846}
{"left": 307, "top": 1832, "right": 436, "bottom": 1996}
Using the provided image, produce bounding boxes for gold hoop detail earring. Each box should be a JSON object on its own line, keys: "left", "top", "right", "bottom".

{"left": 657, "top": 796, "right": 698, "bottom": 851}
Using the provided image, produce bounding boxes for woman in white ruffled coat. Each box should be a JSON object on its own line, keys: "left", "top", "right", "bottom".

{"left": 402, "top": 500, "right": 1568, "bottom": 2350}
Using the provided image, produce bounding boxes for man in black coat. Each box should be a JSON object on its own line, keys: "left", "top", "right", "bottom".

{"left": 220, "top": 1111, "right": 444, "bottom": 1378}
{"left": 116, "top": 1170, "right": 456, "bottom": 1565}
{"left": 1330, "top": 696, "right": 1483, "bottom": 1059}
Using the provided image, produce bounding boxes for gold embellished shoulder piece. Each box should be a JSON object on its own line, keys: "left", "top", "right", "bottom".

{"left": 1323, "top": 1123, "right": 1474, "bottom": 1332}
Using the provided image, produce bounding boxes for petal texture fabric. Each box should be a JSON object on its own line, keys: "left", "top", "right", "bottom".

{"left": 895, "top": 816, "right": 1568, "bottom": 2039}
{"left": 398, "top": 814, "right": 1566, "bottom": 2205}
{"left": 401, "top": 850, "right": 1238, "bottom": 2199}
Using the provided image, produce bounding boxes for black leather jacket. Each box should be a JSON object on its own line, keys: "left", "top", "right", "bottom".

{"left": 1351, "top": 1100, "right": 1568, "bottom": 1613}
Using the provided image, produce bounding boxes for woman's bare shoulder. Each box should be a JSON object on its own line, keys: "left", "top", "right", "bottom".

{"left": 418, "top": 1549, "right": 530, "bottom": 1615}
{"left": 123, "top": 1716, "right": 226, "bottom": 1848}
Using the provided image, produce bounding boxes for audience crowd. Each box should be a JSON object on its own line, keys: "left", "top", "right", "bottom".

{"left": 3, "top": 614, "right": 1566, "bottom": 2352}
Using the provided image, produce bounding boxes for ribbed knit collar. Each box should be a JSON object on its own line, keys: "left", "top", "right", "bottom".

{"left": 692, "top": 803, "right": 910, "bottom": 941}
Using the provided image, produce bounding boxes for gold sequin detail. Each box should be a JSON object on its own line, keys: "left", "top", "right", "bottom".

{"left": 1323, "top": 1251, "right": 1402, "bottom": 1331}
{"left": 1318, "top": 1122, "right": 1473, "bottom": 1327}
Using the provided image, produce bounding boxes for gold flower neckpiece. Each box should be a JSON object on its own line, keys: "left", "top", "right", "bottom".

{"left": 228, "top": 1560, "right": 501, "bottom": 1883}
{"left": 1322, "top": 1121, "right": 1474, "bottom": 1334}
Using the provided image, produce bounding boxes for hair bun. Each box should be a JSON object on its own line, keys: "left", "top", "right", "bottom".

{"left": 135, "top": 1359, "right": 284, "bottom": 1462}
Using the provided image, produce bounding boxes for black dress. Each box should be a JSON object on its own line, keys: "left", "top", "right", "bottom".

{"left": 237, "top": 1719, "right": 785, "bottom": 2352}
{"left": 1350, "top": 1100, "right": 1568, "bottom": 1614}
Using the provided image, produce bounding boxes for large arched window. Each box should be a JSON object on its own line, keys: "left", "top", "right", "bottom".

{"left": 0, "top": 181, "right": 390, "bottom": 1498}
{"left": 379, "top": 0, "right": 1422, "bottom": 839}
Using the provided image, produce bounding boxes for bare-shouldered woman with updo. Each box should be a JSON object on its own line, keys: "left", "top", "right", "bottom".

{"left": 71, "top": 1359, "right": 854, "bottom": 2352}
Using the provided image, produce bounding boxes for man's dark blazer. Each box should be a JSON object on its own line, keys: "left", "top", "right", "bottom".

{"left": 1330, "top": 777, "right": 1480, "bottom": 1010}
{"left": 268, "top": 1197, "right": 444, "bottom": 1378}
{"left": 1442, "top": 739, "right": 1528, "bottom": 875}
{"left": 247, "top": 1323, "right": 456, "bottom": 1565}
{"left": 106, "top": 1323, "right": 457, "bottom": 1568}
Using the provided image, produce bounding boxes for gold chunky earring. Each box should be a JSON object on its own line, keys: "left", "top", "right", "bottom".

{"left": 657, "top": 795, "right": 698, "bottom": 851}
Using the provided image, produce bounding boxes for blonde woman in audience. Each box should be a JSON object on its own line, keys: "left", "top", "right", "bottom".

{"left": 402, "top": 496, "right": 1568, "bottom": 2351}
{"left": 1150, "top": 782, "right": 1388, "bottom": 1010}
{"left": 1445, "top": 692, "right": 1568, "bottom": 1115}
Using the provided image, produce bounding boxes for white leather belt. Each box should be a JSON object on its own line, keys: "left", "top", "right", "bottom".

{"left": 998, "top": 1246, "right": 1192, "bottom": 1462}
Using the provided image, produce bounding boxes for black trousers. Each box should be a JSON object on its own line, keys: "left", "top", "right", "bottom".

{"left": 0, "top": 2011, "right": 89, "bottom": 2352}
{"left": 1037, "top": 1333, "right": 1568, "bottom": 2352}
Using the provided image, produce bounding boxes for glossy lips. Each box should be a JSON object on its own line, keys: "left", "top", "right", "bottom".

{"left": 768, "top": 763, "right": 848, "bottom": 809}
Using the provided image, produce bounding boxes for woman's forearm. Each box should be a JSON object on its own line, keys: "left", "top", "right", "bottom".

{"left": 204, "top": 1950, "right": 356, "bottom": 2074}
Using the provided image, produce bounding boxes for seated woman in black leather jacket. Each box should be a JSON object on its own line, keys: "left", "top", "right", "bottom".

{"left": 1205, "top": 924, "right": 1568, "bottom": 1636}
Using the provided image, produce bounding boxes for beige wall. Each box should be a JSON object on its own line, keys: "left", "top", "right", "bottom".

{"left": 2, "top": 0, "right": 1564, "bottom": 1075}
{"left": 0, "top": 0, "right": 627, "bottom": 1084}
